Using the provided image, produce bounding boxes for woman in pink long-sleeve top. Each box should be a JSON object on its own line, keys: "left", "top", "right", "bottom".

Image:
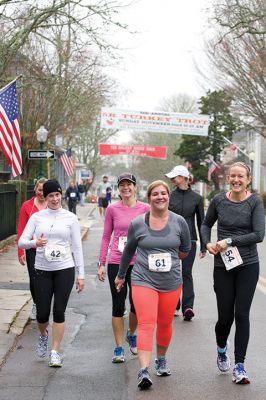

{"left": 97, "top": 173, "right": 150, "bottom": 363}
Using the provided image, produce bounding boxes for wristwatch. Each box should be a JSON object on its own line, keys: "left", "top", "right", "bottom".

{"left": 226, "top": 238, "right": 232, "bottom": 245}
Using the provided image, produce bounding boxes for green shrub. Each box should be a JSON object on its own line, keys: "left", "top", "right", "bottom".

{"left": 207, "top": 189, "right": 220, "bottom": 202}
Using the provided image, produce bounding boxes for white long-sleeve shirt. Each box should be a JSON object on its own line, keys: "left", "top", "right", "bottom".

{"left": 18, "top": 207, "right": 84, "bottom": 278}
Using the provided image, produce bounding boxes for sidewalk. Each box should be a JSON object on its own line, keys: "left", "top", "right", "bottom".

{"left": 0, "top": 202, "right": 96, "bottom": 368}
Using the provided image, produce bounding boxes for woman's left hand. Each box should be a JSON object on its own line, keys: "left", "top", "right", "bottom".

{"left": 216, "top": 240, "right": 228, "bottom": 252}
{"left": 76, "top": 278, "right": 85, "bottom": 293}
{"left": 199, "top": 251, "right": 206, "bottom": 259}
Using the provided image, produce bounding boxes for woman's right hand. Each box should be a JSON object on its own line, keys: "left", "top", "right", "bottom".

{"left": 36, "top": 235, "right": 47, "bottom": 247}
{"left": 18, "top": 255, "right": 26, "bottom": 266}
{"left": 97, "top": 265, "right": 106, "bottom": 281}
{"left": 206, "top": 242, "right": 219, "bottom": 255}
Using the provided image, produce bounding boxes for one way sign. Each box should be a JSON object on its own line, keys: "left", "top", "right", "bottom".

{"left": 28, "top": 150, "right": 55, "bottom": 159}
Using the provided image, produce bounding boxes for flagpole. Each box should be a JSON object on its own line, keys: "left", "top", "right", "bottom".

{"left": 221, "top": 135, "right": 250, "bottom": 158}
{"left": 0, "top": 75, "right": 23, "bottom": 92}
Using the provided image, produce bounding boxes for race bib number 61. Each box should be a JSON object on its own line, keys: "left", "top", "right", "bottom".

{"left": 148, "top": 253, "right": 172, "bottom": 272}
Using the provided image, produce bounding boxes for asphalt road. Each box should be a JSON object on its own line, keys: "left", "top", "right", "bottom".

{"left": 0, "top": 210, "right": 265, "bottom": 400}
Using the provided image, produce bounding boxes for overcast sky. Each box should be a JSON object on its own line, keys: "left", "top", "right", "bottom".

{"left": 109, "top": 0, "right": 213, "bottom": 111}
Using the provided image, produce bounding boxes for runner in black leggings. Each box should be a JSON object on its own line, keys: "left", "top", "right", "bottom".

{"left": 19, "top": 180, "right": 85, "bottom": 368}
{"left": 97, "top": 173, "right": 150, "bottom": 363}
{"left": 165, "top": 165, "right": 205, "bottom": 320}
{"left": 201, "top": 162, "right": 265, "bottom": 385}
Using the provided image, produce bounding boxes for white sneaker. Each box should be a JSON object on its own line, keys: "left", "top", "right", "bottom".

{"left": 36, "top": 330, "right": 48, "bottom": 358}
{"left": 30, "top": 303, "right": 37, "bottom": 320}
{"left": 49, "top": 350, "right": 62, "bottom": 367}
{"left": 232, "top": 363, "right": 250, "bottom": 384}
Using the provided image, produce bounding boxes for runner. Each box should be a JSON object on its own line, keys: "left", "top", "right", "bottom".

{"left": 17, "top": 177, "right": 47, "bottom": 320}
{"left": 165, "top": 165, "right": 206, "bottom": 320}
{"left": 18, "top": 179, "right": 85, "bottom": 368}
{"left": 115, "top": 180, "right": 191, "bottom": 390}
{"left": 97, "top": 173, "right": 150, "bottom": 363}
{"left": 65, "top": 181, "right": 80, "bottom": 214}
{"left": 201, "top": 162, "right": 265, "bottom": 384}
{"left": 96, "top": 175, "right": 110, "bottom": 218}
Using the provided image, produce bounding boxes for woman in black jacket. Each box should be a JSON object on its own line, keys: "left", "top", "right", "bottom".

{"left": 165, "top": 165, "right": 206, "bottom": 321}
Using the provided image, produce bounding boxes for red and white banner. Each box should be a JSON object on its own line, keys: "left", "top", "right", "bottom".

{"left": 99, "top": 144, "right": 167, "bottom": 159}
{"left": 100, "top": 107, "right": 209, "bottom": 136}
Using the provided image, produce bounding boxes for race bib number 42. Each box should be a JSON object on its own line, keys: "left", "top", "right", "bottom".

{"left": 220, "top": 246, "right": 243, "bottom": 271}
{"left": 44, "top": 245, "right": 67, "bottom": 262}
{"left": 148, "top": 253, "right": 172, "bottom": 272}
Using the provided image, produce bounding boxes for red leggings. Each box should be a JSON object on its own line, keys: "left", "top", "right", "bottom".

{"left": 132, "top": 285, "right": 182, "bottom": 351}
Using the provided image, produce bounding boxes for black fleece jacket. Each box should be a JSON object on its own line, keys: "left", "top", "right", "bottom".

{"left": 169, "top": 186, "right": 205, "bottom": 252}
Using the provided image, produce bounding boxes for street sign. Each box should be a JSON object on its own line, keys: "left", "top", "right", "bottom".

{"left": 28, "top": 150, "right": 55, "bottom": 159}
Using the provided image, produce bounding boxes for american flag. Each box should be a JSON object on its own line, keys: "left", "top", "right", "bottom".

{"left": 0, "top": 80, "right": 22, "bottom": 177}
{"left": 207, "top": 159, "right": 218, "bottom": 181}
{"left": 60, "top": 148, "right": 75, "bottom": 176}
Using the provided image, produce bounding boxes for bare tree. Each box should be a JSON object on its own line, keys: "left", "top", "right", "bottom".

{"left": 16, "top": 27, "right": 118, "bottom": 179}
{"left": 201, "top": 0, "right": 266, "bottom": 138}
{"left": 0, "top": 0, "right": 130, "bottom": 78}
{"left": 213, "top": 0, "right": 266, "bottom": 37}
{"left": 133, "top": 94, "right": 198, "bottom": 182}
{"left": 160, "top": 93, "right": 199, "bottom": 114}
{"left": 203, "top": 30, "right": 266, "bottom": 137}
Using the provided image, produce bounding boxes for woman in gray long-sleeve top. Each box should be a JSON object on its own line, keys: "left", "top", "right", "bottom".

{"left": 201, "top": 162, "right": 265, "bottom": 385}
{"left": 115, "top": 180, "right": 191, "bottom": 390}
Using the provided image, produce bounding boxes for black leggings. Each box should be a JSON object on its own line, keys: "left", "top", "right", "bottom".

{"left": 213, "top": 263, "right": 259, "bottom": 364}
{"left": 25, "top": 248, "right": 36, "bottom": 303}
{"left": 177, "top": 241, "right": 197, "bottom": 312}
{"left": 108, "top": 264, "right": 135, "bottom": 317}
{"left": 34, "top": 267, "right": 75, "bottom": 324}
{"left": 68, "top": 201, "right": 77, "bottom": 214}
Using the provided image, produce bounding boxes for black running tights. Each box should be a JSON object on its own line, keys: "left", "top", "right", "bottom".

{"left": 34, "top": 267, "right": 75, "bottom": 324}
{"left": 213, "top": 263, "right": 259, "bottom": 364}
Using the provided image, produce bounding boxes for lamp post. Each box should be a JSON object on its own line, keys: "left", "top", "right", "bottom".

{"left": 248, "top": 151, "right": 255, "bottom": 192}
{"left": 36, "top": 125, "right": 48, "bottom": 179}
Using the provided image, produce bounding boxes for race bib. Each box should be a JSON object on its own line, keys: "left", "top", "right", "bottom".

{"left": 118, "top": 236, "right": 127, "bottom": 253}
{"left": 44, "top": 245, "right": 68, "bottom": 262}
{"left": 220, "top": 246, "right": 243, "bottom": 271}
{"left": 70, "top": 192, "right": 76, "bottom": 198}
{"left": 148, "top": 253, "right": 172, "bottom": 272}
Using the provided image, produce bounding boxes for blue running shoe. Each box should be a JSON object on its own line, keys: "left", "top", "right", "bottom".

{"left": 112, "top": 346, "right": 125, "bottom": 363}
{"left": 137, "top": 367, "right": 152, "bottom": 390}
{"left": 232, "top": 363, "right": 250, "bottom": 384}
{"left": 155, "top": 356, "right": 171, "bottom": 376}
{"left": 126, "top": 329, "right": 137, "bottom": 355}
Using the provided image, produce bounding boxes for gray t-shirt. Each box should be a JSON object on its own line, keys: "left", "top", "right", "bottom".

{"left": 118, "top": 211, "right": 191, "bottom": 292}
